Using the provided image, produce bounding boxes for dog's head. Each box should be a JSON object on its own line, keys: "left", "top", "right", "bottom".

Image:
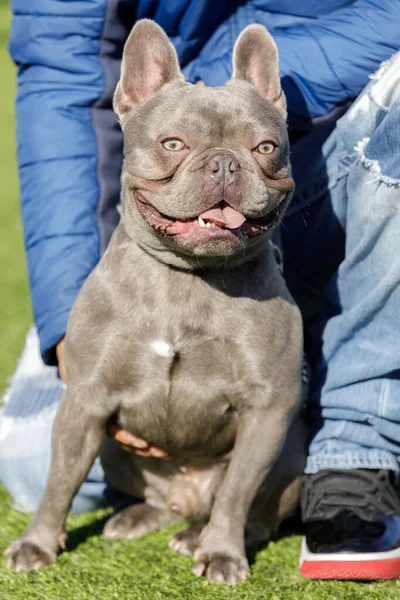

{"left": 115, "top": 20, "right": 294, "bottom": 267}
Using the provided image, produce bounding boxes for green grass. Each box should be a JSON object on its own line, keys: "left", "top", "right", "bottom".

{"left": 1, "top": 4, "right": 400, "bottom": 600}
{"left": 1, "top": 484, "right": 400, "bottom": 600}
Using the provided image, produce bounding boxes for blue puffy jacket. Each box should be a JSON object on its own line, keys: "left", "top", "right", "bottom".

{"left": 9, "top": 0, "right": 400, "bottom": 363}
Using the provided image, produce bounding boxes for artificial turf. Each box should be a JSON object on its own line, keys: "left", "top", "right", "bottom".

{"left": 1, "top": 3, "right": 400, "bottom": 599}
{"left": 1, "top": 484, "right": 400, "bottom": 600}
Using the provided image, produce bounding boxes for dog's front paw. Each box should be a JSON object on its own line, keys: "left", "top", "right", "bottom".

{"left": 192, "top": 549, "right": 250, "bottom": 584}
{"left": 169, "top": 524, "right": 203, "bottom": 557}
{"left": 4, "top": 538, "right": 57, "bottom": 572}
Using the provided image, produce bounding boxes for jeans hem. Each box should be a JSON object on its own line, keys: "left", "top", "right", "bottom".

{"left": 305, "top": 451, "right": 399, "bottom": 474}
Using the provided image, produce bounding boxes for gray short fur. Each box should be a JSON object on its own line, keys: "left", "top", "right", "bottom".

{"left": 6, "top": 20, "right": 305, "bottom": 584}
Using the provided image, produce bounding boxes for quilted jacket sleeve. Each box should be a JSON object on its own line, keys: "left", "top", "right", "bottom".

{"left": 274, "top": 0, "right": 400, "bottom": 122}
{"left": 10, "top": 0, "right": 108, "bottom": 363}
{"left": 187, "top": 0, "right": 400, "bottom": 123}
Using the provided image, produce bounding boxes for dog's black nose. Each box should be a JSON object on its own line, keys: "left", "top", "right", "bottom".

{"left": 205, "top": 152, "right": 240, "bottom": 183}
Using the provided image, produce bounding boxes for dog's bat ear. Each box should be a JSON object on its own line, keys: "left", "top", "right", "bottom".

{"left": 114, "top": 19, "right": 184, "bottom": 119}
{"left": 231, "top": 25, "right": 286, "bottom": 119}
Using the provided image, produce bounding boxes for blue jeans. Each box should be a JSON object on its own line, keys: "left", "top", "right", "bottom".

{"left": 283, "top": 53, "right": 400, "bottom": 475}
{"left": 1, "top": 55, "right": 400, "bottom": 513}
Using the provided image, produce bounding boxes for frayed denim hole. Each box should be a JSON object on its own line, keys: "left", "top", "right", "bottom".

{"left": 369, "top": 53, "right": 400, "bottom": 110}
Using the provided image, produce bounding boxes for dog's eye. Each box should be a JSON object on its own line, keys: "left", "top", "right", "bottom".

{"left": 162, "top": 139, "right": 185, "bottom": 151}
{"left": 257, "top": 141, "right": 276, "bottom": 154}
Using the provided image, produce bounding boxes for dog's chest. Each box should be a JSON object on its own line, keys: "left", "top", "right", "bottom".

{"left": 102, "top": 247, "right": 280, "bottom": 457}
{"left": 116, "top": 326, "right": 248, "bottom": 457}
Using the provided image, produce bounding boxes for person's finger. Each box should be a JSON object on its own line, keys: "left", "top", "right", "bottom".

{"left": 56, "top": 339, "right": 67, "bottom": 382}
{"left": 123, "top": 446, "right": 168, "bottom": 458}
{"left": 107, "top": 424, "right": 170, "bottom": 457}
{"left": 149, "top": 446, "right": 169, "bottom": 458}
{"left": 107, "top": 424, "right": 149, "bottom": 449}
{"left": 117, "top": 442, "right": 170, "bottom": 458}
{"left": 134, "top": 448, "right": 158, "bottom": 457}
{"left": 119, "top": 444, "right": 152, "bottom": 455}
{"left": 120, "top": 444, "right": 170, "bottom": 457}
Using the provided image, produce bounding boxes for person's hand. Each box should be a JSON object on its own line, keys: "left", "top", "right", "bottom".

{"left": 55, "top": 338, "right": 169, "bottom": 458}
{"left": 106, "top": 423, "right": 169, "bottom": 457}
{"left": 56, "top": 338, "right": 67, "bottom": 382}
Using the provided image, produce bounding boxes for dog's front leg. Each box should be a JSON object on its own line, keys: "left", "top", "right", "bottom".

{"left": 193, "top": 399, "right": 298, "bottom": 584}
{"left": 5, "top": 385, "right": 114, "bottom": 571}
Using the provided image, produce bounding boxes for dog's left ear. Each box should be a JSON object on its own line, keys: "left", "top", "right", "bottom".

{"left": 231, "top": 24, "right": 286, "bottom": 119}
{"left": 114, "top": 19, "right": 184, "bottom": 120}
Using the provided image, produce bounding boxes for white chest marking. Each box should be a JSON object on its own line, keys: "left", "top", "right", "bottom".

{"left": 150, "top": 340, "right": 175, "bottom": 358}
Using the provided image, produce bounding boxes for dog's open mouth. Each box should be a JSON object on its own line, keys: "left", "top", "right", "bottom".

{"left": 135, "top": 195, "right": 280, "bottom": 239}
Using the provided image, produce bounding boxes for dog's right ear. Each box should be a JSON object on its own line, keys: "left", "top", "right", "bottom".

{"left": 114, "top": 19, "right": 184, "bottom": 120}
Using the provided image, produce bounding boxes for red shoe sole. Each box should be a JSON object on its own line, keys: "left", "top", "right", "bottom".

{"left": 299, "top": 538, "right": 400, "bottom": 580}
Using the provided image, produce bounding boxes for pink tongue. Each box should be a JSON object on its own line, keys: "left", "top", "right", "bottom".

{"left": 199, "top": 205, "right": 246, "bottom": 229}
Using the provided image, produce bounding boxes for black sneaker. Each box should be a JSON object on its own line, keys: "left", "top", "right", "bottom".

{"left": 299, "top": 469, "right": 400, "bottom": 580}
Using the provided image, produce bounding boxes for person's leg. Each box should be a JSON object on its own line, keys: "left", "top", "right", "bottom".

{"left": 0, "top": 328, "right": 113, "bottom": 513}
{"left": 284, "top": 53, "right": 400, "bottom": 579}
{"left": 306, "top": 55, "right": 400, "bottom": 476}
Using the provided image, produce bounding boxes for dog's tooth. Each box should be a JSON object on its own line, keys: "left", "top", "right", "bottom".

{"left": 206, "top": 222, "right": 211, "bottom": 228}
{"left": 198, "top": 216, "right": 206, "bottom": 228}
